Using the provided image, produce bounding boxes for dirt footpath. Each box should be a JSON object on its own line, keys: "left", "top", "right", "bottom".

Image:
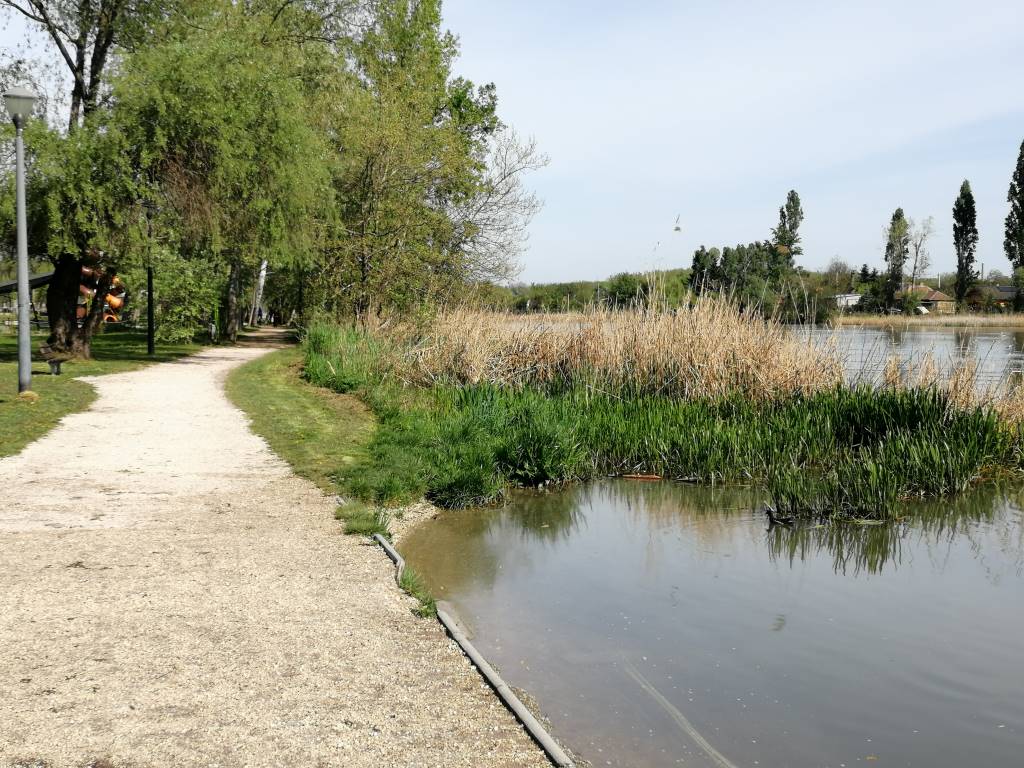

{"left": 0, "top": 347, "right": 547, "bottom": 768}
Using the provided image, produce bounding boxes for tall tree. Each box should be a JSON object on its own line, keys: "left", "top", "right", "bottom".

{"left": 688, "top": 246, "right": 717, "bottom": 294}
{"left": 953, "top": 180, "right": 979, "bottom": 307}
{"left": 824, "top": 257, "right": 852, "bottom": 290}
{"left": 770, "top": 189, "right": 803, "bottom": 277}
{"left": 883, "top": 208, "right": 909, "bottom": 309}
{"left": 1006, "top": 140, "right": 1024, "bottom": 271}
{"left": 0, "top": 0, "right": 172, "bottom": 131}
{"left": 316, "top": 0, "right": 534, "bottom": 322}
{"left": 112, "top": 7, "right": 331, "bottom": 342}
{"left": 1, "top": 0, "right": 179, "bottom": 354}
{"left": 907, "top": 216, "right": 934, "bottom": 291}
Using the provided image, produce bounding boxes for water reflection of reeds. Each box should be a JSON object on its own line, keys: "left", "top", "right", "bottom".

{"left": 404, "top": 480, "right": 1024, "bottom": 601}
{"left": 767, "top": 484, "right": 1024, "bottom": 576}
{"left": 577, "top": 479, "right": 1024, "bottom": 578}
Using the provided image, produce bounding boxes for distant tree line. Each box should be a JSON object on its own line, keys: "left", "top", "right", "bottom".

{"left": 685, "top": 190, "right": 835, "bottom": 321}
{"left": 687, "top": 139, "right": 1024, "bottom": 317}
{"left": 470, "top": 269, "right": 691, "bottom": 313}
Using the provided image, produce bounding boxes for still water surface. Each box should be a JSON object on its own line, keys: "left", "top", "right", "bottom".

{"left": 814, "top": 325, "right": 1024, "bottom": 387}
{"left": 402, "top": 481, "right": 1024, "bottom": 767}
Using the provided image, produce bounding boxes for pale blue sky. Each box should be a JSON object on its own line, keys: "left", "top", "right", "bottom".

{"left": 443, "top": 0, "right": 1024, "bottom": 283}
{"left": 4, "top": 2, "right": 1022, "bottom": 284}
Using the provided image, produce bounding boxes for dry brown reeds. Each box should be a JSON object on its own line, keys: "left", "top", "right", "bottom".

{"left": 385, "top": 299, "right": 1024, "bottom": 422}
{"left": 398, "top": 297, "right": 844, "bottom": 401}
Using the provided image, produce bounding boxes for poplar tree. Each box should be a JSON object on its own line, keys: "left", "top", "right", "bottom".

{"left": 1006, "top": 140, "right": 1024, "bottom": 270}
{"left": 770, "top": 190, "right": 803, "bottom": 276}
{"left": 883, "top": 208, "right": 909, "bottom": 309}
{"left": 953, "top": 180, "right": 979, "bottom": 307}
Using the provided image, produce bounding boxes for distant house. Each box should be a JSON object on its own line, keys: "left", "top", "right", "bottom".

{"left": 832, "top": 293, "right": 862, "bottom": 309}
{"left": 893, "top": 285, "right": 955, "bottom": 313}
{"left": 965, "top": 285, "right": 1018, "bottom": 311}
{"left": 918, "top": 289, "right": 955, "bottom": 314}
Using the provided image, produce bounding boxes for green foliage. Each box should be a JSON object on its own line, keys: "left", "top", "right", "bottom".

{"left": 336, "top": 503, "right": 391, "bottom": 538}
{"left": 398, "top": 566, "right": 437, "bottom": 618}
{"left": 883, "top": 208, "right": 910, "bottom": 309}
{"left": 604, "top": 272, "right": 649, "bottom": 307}
{"left": 120, "top": 246, "right": 221, "bottom": 342}
{"left": 770, "top": 189, "right": 804, "bottom": 270}
{"left": 1004, "top": 140, "right": 1024, "bottom": 271}
{"left": 3, "top": 0, "right": 541, "bottom": 348}
{"left": 114, "top": 8, "right": 329, "bottom": 264}
{"left": 688, "top": 246, "right": 718, "bottom": 294}
{"left": 308, "top": 0, "right": 518, "bottom": 321}
{"left": 953, "top": 180, "right": 979, "bottom": 305}
{"left": 686, "top": 190, "right": 814, "bottom": 317}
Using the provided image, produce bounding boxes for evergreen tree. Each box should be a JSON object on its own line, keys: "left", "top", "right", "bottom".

{"left": 883, "top": 208, "right": 909, "bottom": 309}
{"left": 953, "top": 180, "right": 979, "bottom": 307}
{"left": 1005, "top": 140, "right": 1024, "bottom": 271}
{"left": 859, "top": 263, "right": 871, "bottom": 284}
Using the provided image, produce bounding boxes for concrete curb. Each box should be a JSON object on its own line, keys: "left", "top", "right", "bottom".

{"left": 371, "top": 533, "right": 575, "bottom": 768}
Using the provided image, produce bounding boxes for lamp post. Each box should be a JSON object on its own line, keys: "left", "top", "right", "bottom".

{"left": 4, "top": 86, "right": 38, "bottom": 394}
{"left": 143, "top": 202, "right": 155, "bottom": 356}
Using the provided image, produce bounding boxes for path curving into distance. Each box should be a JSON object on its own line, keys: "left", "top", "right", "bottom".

{"left": 0, "top": 346, "right": 546, "bottom": 767}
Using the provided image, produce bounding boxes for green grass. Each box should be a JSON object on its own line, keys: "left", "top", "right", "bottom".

{"left": 226, "top": 346, "right": 396, "bottom": 535}
{"left": 302, "top": 323, "right": 1024, "bottom": 521}
{"left": 334, "top": 501, "right": 390, "bottom": 537}
{"left": 224, "top": 346, "right": 372, "bottom": 493}
{"left": 0, "top": 328, "right": 200, "bottom": 458}
{"left": 399, "top": 566, "right": 437, "bottom": 618}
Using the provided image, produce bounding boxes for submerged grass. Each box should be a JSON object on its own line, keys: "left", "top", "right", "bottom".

{"left": 303, "top": 303, "right": 1024, "bottom": 522}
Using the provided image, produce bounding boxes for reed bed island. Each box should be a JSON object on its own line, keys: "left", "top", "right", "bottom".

{"left": 304, "top": 298, "right": 1024, "bottom": 524}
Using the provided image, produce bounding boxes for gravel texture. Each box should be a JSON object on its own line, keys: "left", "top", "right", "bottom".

{"left": 0, "top": 346, "right": 548, "bottom": 768}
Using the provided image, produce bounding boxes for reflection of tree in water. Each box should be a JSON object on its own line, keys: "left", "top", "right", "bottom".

{"left": 505, "top": 486, "right": 587, "bottom": 543}
{"left": 766, "top": 484, "right": 1024, "bottom": 576}
{"left": 401, "top": 486, "right": 590, "bottom": 599}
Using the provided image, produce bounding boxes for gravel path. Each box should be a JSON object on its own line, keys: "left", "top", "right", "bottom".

{"left": 0, "top": 347, "right": 548, "bottom": 768}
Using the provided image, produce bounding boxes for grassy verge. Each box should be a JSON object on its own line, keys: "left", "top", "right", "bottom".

{"left": 225, "top": 347, "right": 436, "bottom": 616}
{"left": 302, "top": 321, "right": 1024, "bottom": 522}
{"left": 224, "top": 346, "right": 372, "bottom": 492}
{"left": 0, "top": 328, "right": 199, "bottom": 458}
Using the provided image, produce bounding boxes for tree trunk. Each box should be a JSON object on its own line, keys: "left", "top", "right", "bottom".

{"left": 225, "top": 260, "right": 241, "bottom": 342}
{"left": 46, "top": 254, "right": 83, "bottom": 353}
{"left": 75, "top": 270, "right": 114, "bottom": 357}
{"left": 45, "top": 253, "right": 116, "bottom": 359}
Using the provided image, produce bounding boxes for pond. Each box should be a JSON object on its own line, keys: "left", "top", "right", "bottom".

{"left": 811, "top": 325, "right": 1024, "bottom": 388}
{"left": 401, "top": 481, "right": 1024, "bottom": 767}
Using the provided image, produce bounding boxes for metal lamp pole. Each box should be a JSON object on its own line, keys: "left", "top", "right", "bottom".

{"left": 145, "top": 205, "right": 155, "bottom": 355}
{"left": 4, "top": 87, "right": 38, "bottom": 394}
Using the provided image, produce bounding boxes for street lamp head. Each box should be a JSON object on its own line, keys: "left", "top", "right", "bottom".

{"left": 3, "top": 86, "right": 38, "bottom": 126}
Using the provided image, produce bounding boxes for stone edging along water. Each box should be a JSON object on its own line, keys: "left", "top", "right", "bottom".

{"left": 371, "top": 533, "right": 575, "bottom": 768}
